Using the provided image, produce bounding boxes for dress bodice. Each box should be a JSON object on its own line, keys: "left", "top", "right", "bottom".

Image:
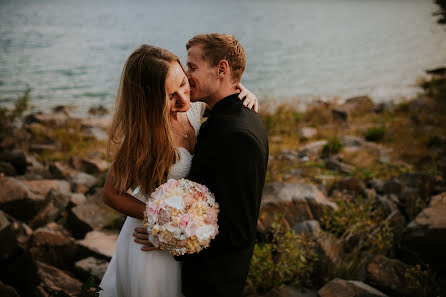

{"left": 133, "top": 102, "right": 206, "bottom": 200}
{"left": 168, "top": 102, "right": 205, "bottom": 180}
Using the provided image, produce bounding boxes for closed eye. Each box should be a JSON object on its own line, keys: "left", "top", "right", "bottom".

{"left": 169, "top": 77, "right": 186, "bottom": 99}
{"left": 186, "top": 63, "right": 196, "bottom": 71}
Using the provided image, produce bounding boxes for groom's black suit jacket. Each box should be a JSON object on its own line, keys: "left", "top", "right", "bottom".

{"left": 176, "top": 93, "right": 269, "bottom": 297}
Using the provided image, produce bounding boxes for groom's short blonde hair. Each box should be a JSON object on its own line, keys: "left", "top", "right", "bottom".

{"left": 186, "top": 33, "right": 246, "bottom": 83}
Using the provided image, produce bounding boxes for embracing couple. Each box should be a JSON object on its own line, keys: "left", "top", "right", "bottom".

{"left": 99, "top": 34, "right": 269, "bottom": 297}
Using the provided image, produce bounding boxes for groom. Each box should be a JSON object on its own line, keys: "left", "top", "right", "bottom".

{"left": 137, "top": 34, "right": 268, "bottom": 297}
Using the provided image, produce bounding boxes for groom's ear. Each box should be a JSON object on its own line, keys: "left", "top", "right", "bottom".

{"left": 217, "top": 60, "right": 229, "bottom": 78}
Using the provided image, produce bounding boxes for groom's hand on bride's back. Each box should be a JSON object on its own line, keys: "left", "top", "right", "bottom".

{"left": 133, "top": 227, "right": 159, "bottom": 251}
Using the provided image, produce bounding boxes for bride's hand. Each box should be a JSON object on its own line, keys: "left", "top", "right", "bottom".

{"left": 133, "top": 227, "right": 159, "bottom": 252}
{"left": 236, "top": 83, "right": 259, "bottom": 113}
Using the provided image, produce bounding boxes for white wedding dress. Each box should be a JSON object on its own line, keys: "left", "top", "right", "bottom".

{"left": 99, "top": 102, "right": 206, "bottom": 297}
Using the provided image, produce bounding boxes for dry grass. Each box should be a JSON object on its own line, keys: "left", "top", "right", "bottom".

{"left": 261, "top": 75, "right": 446, "bottom": 183}
{"left": 29, "top": 120, "right": 108, "bottom": 162}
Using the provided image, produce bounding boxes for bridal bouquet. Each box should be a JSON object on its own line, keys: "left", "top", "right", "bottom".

{"left": 143, "top": 178, "right": 219, "bottom": 256}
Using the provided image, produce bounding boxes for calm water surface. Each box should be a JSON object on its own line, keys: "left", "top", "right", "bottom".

{"left": 1, "top": 0, "right": 445, "bottom": 113}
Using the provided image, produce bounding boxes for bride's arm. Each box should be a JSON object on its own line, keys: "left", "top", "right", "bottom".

{"left": 102, "top": 167, "right": 146, "bottom": 220}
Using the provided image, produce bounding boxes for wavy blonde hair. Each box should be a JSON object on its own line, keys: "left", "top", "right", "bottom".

{"left": 107, "top": 44, "right": 180, "bottom": 195}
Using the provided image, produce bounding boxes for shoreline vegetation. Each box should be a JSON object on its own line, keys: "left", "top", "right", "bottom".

{"left": 0, "top": 69, "right": 445, "bottom": 296}
{"left": 435, "top": 0, "right": 446, "bottom": 24}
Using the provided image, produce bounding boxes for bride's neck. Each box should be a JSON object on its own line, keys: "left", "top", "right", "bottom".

{"left": 170, "top": 111, "right": 179, "bottom": 121}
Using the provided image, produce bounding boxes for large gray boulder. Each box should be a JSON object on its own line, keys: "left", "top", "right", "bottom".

{"left": 333, "top": 96, "right": 375, "bottom": 122}
{"left": 30, "top": 223, "right": 77, "bottom": 269}
{"left": 318, "top": 278, "right": 388, "bottom": 297}
{"left": 68, "top": 193, "right": 87, "bottom": 207}
{"left": 330, "top": 176, "right": 366, "bottom": 197}
{"left": 77, "top": 230, "right": 119, "bottom": 260}
{"left": 70, "top": 172, "right": 98, "bottom": 194}
{"left": 325, "top": 157, "right": 354, "bottom": 175}
{"left": 69, "top": 155, "right": 108, "bottom": 174}
{"left": 49, "top": 161, "right": 78, "bottom": 179}
{"left": 297, "top": 140, "right": 328, "bottom": 161}
{"left": 257, "top": 182, "right": 337, "bottom": 233}
{"left": 82, "top": 114, "right": 112, "bottom": 130}
{"left": 36, "top": 261, "right": 82, "bottom": 297}
{"left": 0, "top": 249, "right": 39, "bottom": 297}
{"left": 0, "top": 177, "right": 46, "bottom": 221}
{"left": 298, "top": 127, "right": 318, "bottom": 140}
{"left": 366, "top": 255, "right": 419, "bottom": 297}
{"left": 22, "top": 179, "right": 71, "bottom": 197}
{"left": 0, "top": 210, "right": 20, "bottom": 261}
{"left": 24, "top": 110, "right": 71, "bottom": 128}
{"left": 67, "top": 189, "right": 125, "bottom": 238}
{"left": 314, "top": 231, "right": 343, "bottom": 279}
{"left": 30, "top": 189, "right": 70, "bottom": 229}
{"left": 0, "top": 150, "right": 27, "bottom": 174}
{"left": 292, "top": 220, "right": 322, "bottom": 238}
{"left": 75, "top": 256, "right": 109, "bottom": 281}
{"left": 0, "top": 162, "right": 16, "bottom": 176}
{"left": 382, "top": 173, "right": 436, "bottom": 217}
{"left": 403, "top": 192, "right": 446, "bottom": 274}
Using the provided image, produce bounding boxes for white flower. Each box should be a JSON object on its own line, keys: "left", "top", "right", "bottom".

{"left": 148, "top": 234, "right": 160, "bottom": 248}
{"left": 162, "top": 222, "right": 187, "bottom": 240}
{"left": 195, "top": 225, "right": 215, "bottom": 242}
{"left": 206, "top": 195, "right": 216, "bottom": 206}
{"left": 164, "top": 196, "right": 185, "bottom": 211}
{"left": 176, "top": 247, "right": 187, "bottom": 255}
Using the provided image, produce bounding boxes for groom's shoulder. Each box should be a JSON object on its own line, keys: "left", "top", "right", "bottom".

{"left": 216, "top": 98, "right": 265, "bottom": 130}
{"left": 212, "top": 100, "right": 268, "bottom": 149}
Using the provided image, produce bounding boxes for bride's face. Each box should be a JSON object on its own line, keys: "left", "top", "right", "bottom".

{"left": 165, "top": 62, "right": 191, "bottom": 113}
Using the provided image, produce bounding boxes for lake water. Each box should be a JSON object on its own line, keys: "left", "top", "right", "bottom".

{"left": 1, "top": 0, "right": 445, "bottom": 114}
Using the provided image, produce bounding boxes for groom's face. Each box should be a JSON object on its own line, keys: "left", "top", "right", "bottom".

{"left": 186, "top": 45, "right": 218, "bottom": 102}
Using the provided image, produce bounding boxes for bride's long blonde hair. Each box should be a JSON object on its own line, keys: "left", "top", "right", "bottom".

{"left": 107, "top": 44, "right": 179, "bottom": 195}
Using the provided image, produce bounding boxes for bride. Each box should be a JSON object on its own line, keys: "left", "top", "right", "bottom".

{"left": 98, "top": 44, "right": 257, "bottom": 297}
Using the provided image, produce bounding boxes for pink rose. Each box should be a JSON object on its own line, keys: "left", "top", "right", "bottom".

{"left": 158, "top": 209, "right": 172, "bottom": 225}
{"left": 147, "top": 202, "right": 160, "bottom": 221}
{"left": 193, "top": 191, "right": 206, "bottom": 201}
{"left": 211, "top": 223, "right": 219, "bottom": 238}
{"left": 183, "top": 195, "right": 195, "bottom": 210}
{"left": 185, "top": 221, "right": 198, "bottom": 236}
{"left": 205, "top": 207, "right": 218, "bottom": 224}
{"left": 178, "top": 214, "right": 191, "bottom": 229}
{"left": 195, "top": 184, "right": 208, "bottom": 194}
{"left": 162, "top": 179, "right": 178, "bottom": 192}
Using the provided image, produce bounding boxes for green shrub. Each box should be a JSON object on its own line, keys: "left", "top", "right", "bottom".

{"left": 10, "top": 86, "right": 31, "bottom": 120}
{"left": 321, "top": 137, "right": 343, "bottom": 158}
{"left": 81, "top": 275, "right": 102, "bottom": 297}
{"left": 404, "top": 264, "right": 444, "bottom": 297}
{"left": 246, "top": 215, "right": 319, "bottom": 294}
{"left": 420, "top": 76, "right": 446, "bottom": 103}
{"left": 319, "top": 194, "right": 394, "bottom": 279}
{"left": 0, "top": 86, "right": 30, "bottom": 132}
{"left": 364, "top": 127, "right": 385, "bottom": 142}
{"left": 320, "top": 195, "right": 393, "bottom": 255}
{"left": 260, "top": 104, "right": 302, "bottom": 137}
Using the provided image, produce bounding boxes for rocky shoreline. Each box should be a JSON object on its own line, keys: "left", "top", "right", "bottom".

{"left": 1, "top": 71, "right": 446, "bottom": 296}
